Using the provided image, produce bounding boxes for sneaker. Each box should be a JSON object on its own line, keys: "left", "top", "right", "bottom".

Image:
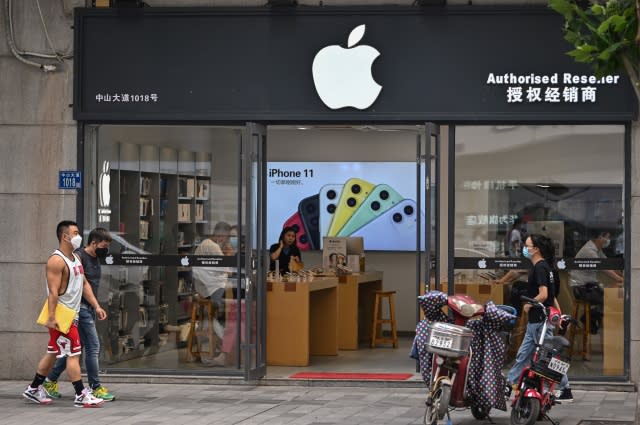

{"left": 556, "top": 387, "right": 574, "bottom": 403}
{"left": 22, "top": 385, "right": 53, "bottom": 405}
{"left": 42, "top": 379, "right": 61, "bottom": 399}
{"left": 93, "top": 385, "right": 115, "bottom": 402}
{"left": 504, "top": 384, "right": 512, "bottom": 398}
{"left": 74, "top": 388, "right": 104, "bottom": 408}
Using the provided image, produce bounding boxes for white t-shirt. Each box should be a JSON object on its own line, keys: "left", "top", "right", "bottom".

{"left": 509, "top": 228, "right": 522, "bottom": 257}
{"left": 569, "top": 239, "right": 606, "bottom": 285}
{"left": 192, "top": 239, "right": 232, "bottom": 297}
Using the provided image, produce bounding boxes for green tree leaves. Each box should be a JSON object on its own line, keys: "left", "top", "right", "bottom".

{"left": 549, "top": 0, "right": 639, "bottom": 100}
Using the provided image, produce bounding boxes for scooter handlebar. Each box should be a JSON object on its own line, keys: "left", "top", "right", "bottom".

{"left": 519, "top": 295, "right": 546, "bottom": 310}
{"left": 519, "top": 295, "right": 538, "bottom": 304}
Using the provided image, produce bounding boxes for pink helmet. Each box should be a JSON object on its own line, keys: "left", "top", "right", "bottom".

{"left": 548, "top": 306, "right": 562, "bottom": 326}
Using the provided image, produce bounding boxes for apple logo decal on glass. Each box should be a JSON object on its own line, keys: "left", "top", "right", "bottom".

{"left": 105, "top": 255, "right": 114, "bottom": 265}
{"left": 557, "top": 259, "right": 566, "bottom": 270}
{"left": 312, "top": 24, "right": 382, "bottom": 110}
{"left": 477, "top": 258, "right": 487, "bottom": 269}
{"left": 181, "top": 256, "right": 190, "bottom": 266}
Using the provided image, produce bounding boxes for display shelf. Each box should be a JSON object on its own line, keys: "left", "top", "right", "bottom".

{"left": 105, "top": 145, "right": 212, "bottom": 363}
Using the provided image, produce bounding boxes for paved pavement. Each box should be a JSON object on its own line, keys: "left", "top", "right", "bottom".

{"left": 0, "top": 380, "right": 636, "bottom": 425}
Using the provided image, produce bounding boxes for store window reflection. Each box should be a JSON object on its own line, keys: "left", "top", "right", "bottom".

{"left": 87, "top": 125, "right": 245, "bottom": 373}
{"left": 453, "top": 125, "right": 625, "bottom": 378}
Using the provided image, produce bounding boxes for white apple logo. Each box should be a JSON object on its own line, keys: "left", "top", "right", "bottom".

{"left": 312, "top": 24, "right": 382, "bottom": 110}
{"left": 181, "top": 256, "right": 190, "bottom": 266}
{"left": 557, "top": 259, "right": 566, "bottom": 270}
{"left": 477, "top": 258, "right": 487, "bottom": 269}
{"left": 105, "top": 254, "right": 114, "bottom": 265}
{"left": 98, "top": 161, "right": 110, "bottom": 208}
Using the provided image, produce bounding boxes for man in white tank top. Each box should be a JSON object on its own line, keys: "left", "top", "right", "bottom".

{"left": 22, "top": 220, "right": 107, "bottom": 408}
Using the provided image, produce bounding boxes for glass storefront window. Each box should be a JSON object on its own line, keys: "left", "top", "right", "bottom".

{"left": 85, "top": 125, "right": 246, "bottom": 372}
{"left": 453, "top": 125, "right": 625, "bottom": 378}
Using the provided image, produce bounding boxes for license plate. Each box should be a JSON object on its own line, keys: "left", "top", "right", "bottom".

{"left": 429, "top": 335, "right": 453, "bottom": 349}
{"left": 547, "top": 357, "right": 570, "bottom": 374}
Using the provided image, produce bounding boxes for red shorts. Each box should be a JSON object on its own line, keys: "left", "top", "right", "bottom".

{"left": 47, "top": 322, "right": 81, "bottom": 358}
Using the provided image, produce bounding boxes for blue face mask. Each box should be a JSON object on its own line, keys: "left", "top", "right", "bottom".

{"left": 229, "top": 237, "right": 238, "bottom": 250}
{"left": 522, "top": 246, "right": 531, "bottom": 258}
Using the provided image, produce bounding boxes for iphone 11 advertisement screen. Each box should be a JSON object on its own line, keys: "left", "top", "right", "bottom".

{"left": 267, "top": 162, "right": 426, "bottom": 251}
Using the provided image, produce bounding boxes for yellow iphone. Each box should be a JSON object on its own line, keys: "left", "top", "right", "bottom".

{"left": 327, "top": 178, "right": 375, "bottom": 236}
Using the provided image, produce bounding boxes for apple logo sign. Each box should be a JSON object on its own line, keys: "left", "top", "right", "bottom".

{"left": 105, "top": 254, "right": 114, "bottom": 265}
{"left": 181, "top": 256, "right": 190, "bottom": 266}
{"left": 557, "top": 259, "right": 566, "bottom": 270}
{"left": 477, "top": 258, "right": 487, "bottom": 269}
{"left": 98, "top": 160, "right": 110, "bottom": 208}
{"left": 312, "top": 24, "right": 382, "bottom": 110}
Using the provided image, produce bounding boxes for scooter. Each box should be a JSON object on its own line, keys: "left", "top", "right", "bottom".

{"left": 417, "top": 292, "right": 516, "bottom": 425}
{"left": 510, "top": 295, "right": 572, "bottom": 425}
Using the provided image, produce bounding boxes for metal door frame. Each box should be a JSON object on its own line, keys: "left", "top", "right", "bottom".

{"left": 242, "top": 122, "right": 268, "bottom": 380}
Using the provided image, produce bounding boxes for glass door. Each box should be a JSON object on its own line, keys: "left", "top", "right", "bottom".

{"left": 242, "top": 122, "right": 267, "bottom": 380}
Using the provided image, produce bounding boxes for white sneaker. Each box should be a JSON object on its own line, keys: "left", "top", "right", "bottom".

{"left": 22, "top": 385, "right": 53, "bottom": 405}
{"left": 74, "top": 388, "right": 104, "bottom": 408}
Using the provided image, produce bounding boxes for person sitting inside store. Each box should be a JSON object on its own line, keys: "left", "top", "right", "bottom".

{"left": 269, "top": 226, "right": 302, "bottom": 275}
{"left": 569, "top": 229, "right": 623, "bottom": 334}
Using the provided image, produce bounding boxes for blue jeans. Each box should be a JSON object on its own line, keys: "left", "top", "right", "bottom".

{"left": 48, "top": 306, "right": 101, "bottom": 389}
{"left": 507, "top": 321, "right": 569, "bottom": 390}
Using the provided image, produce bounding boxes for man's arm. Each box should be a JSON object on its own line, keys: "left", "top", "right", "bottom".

{"left": 82, "top": 278, "right": 107, "bottom": 320}
{"left": 604, "top": 269, "right": 624, "bottom": 285}
{"left": 45, "top": 255, "right": 65, "bottom": 329}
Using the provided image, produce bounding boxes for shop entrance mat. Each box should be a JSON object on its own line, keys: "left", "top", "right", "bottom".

{"left": 289, "top": 372, "right": 414, "bottom": 380}
{"left": 577, "top": 422, "right": 634, "bottom": 425}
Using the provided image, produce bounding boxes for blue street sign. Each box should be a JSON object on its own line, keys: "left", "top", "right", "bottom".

{"left": 59, "top": 170, "right": 82, "bottom": 189}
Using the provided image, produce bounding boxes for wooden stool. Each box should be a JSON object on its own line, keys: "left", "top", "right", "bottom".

{"left": 187, "top": 298, "right": 218, "bottom": 362}
{"left": 371, "top": 290, "right": 398, "bottom": 348}
{"left": 569, "top": 299, "right": 591, "bottom": 360}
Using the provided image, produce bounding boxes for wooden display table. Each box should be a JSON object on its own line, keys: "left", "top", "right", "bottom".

{"left": 602, "top": 287, "right": 624, "bottom": 375}
{"left": 266, "top": 277, "right": 338, "bottom": 366}
{"left": 337, "top": 271, "right": 383, "bottom": 350}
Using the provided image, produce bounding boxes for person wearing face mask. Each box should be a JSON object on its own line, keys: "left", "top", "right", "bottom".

{"left": 569, "top": 230, "right": 623, "bottom": 335}
{"left": 22, "top": 221, "right": 106, "bottom": 407}
{"left": 229, "top": 224, "right": 239, "bottom": 254}
{"left": 570, "top": 230, "right": 623, "bottom": 288}
{"left": 43, "top": 227, "right": 115, "bottom": 402}
{"left": 506, "top": 234, "right": 573, "bottom": 402}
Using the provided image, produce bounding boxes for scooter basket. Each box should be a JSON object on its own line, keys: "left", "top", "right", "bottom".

{"left": 425, "top": 322, "right": 473, "bottom": 358}
{"left": 531, "top": 342, "right": 570, "bottom": 383}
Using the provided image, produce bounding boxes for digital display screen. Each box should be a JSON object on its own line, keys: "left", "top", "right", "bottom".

{"left": 267, "top": 162, "right": 426, "bottom": 251}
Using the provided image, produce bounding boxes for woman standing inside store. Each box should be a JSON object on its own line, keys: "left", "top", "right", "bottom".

{"left": 269, "top": 227, "right": 302, "bottom": 275}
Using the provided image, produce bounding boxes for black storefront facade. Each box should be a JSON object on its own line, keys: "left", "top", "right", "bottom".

{"left": 74, "top": 6, "right": 635, "bottom": 382}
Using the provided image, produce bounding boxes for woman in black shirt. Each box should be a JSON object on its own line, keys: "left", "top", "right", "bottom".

{"left": 269, "top": 226, "right": 302, "bottom": 275}
{"left": 506, "top": 234, "right": 573, "bottom": 401}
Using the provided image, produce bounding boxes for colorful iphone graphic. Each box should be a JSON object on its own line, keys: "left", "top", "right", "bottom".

{"left": 298, "top": 194, "right": 320, "bottom": 250}
{"left": 337, "top": 183, "right": 404, "bottom": 236}
{"left": 327, "top": 178, "right": 375, "bottom": 236}
{"left": 283, "top": 211, "right": 312, "bottom": 251}
{"left": 318, "top": 183, "right": 344, "bottom": 241}
{"left": 351, "top": 199, "right": 425, "bottom": 251}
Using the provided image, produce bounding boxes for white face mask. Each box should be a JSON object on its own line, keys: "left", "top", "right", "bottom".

{"left": 68, "top": 234, "right": 82, "bottom": 250}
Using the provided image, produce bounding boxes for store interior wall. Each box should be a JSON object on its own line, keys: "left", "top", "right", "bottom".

{"left": 267, "top": 126, "right": 450, "bottom": 332}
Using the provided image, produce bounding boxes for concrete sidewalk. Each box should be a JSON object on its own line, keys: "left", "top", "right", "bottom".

{"left": 0, "top": 380, "right": 636, "bottom": 425}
